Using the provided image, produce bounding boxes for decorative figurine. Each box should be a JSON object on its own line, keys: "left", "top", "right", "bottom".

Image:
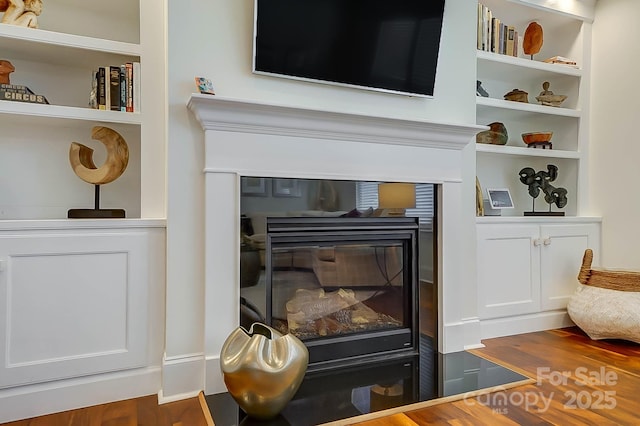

{"left": 504, "top": 88, "right": 528, "bottom": 103}
{"left": 476, "top": 80, "right": 489, "bottom": 97}
{"left": 476, "top": 122, "right": 508, "bottom": 145}
{"left": 0, "top": 59, "right": 15, "bottom": 84}
{"left": 1, "top": 0, "right": 43, "bottom": 29}
{"left": 535, "top": 81, "right": 567, "bottom": 107}
{"left": 523, "top": 21, "right": 543, "bottom": 59}
{"left": 519, "top": 164, "right": 567, "bottom": 216}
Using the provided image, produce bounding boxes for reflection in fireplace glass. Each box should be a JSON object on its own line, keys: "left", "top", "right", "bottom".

{"left": 271, "top": 243, "right": 406, "bottom": 340}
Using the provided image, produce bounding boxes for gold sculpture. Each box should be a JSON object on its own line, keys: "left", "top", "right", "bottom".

{"left": 220, "top": 322, "right": 308, "bottom": 420}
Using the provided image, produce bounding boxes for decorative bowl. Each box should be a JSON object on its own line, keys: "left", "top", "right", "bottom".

{"left": 522, "top": 132, "right": 553, "bottom": 145}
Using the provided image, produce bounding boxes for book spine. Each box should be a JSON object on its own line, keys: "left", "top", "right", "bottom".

{"left": 132, "top": 61, "right": 141, "bottom": 113}
{"left": 109, "top": 65, "right": 121, "bottom": 111}
{"left": 126, "top": 62, "right": 133, "bottom": 112}
{"left": 120, "top": 64, "right": 127, "bottom": 112}
{"left": 98, "top": 66, "right": 107, "bottom": 110}
{"left": 506, "top": 26, "right": 515, "bottom": 57}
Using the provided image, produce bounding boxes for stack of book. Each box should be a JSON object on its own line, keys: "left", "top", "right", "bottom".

{"left": 543, "top": 56, "right": 578, "bottom": 67}
{"left": 0, "top": 83, "right": 49, "bottom": 104}
{"left": 94, "top": 62, "right": 141, "bottom": 112}
{"left": 477, "top": 3, "right": 519, "bottom": 57}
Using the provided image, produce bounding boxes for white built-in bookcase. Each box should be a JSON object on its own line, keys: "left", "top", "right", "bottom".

{"left": 475, "top": 0, "right": 595, "bottom": 217}
{"left": 0, "top": 0, "right": 165, "bottom": 220}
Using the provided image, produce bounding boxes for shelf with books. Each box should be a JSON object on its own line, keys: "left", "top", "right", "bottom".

{"left": 0, "top": 100, "right": 141, "bottom": 125}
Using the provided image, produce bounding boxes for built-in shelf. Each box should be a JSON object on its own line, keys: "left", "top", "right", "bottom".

{"left": 477, "top": 50, "right": 582, "bottom": 78}
{"left": 476, "top": 144, "right": 580, "bottom": 159}
{"left": 0, "top": 100, "right": 142, "bottom": 126}
{"left": 0, "top": 25, "right": 140, "bottom": 68}
{"left": 476, "top": 97, "right": 581, "bottom": 117}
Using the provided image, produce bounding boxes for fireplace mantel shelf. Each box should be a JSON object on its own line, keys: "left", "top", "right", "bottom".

{"left": 188, "top": 94, "right": 485, "bottom": 150}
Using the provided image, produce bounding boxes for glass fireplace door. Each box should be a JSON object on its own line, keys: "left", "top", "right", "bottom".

{"left": 266, "top": 217, "right": 419, "bottom": 366}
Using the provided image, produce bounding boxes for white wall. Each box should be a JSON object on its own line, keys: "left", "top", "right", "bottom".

{"left": 165, "top": 0, "right": 478, "bottom": 398}
{"left": 590, "top": 0, "right": 640, "bottom": 268}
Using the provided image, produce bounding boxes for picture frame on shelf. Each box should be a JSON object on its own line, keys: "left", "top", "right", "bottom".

{"left": 273, "top": 178, "right": 301, "bottom": 198}
{"left": 241, "top": 177, "right": 268, "bottom": 196}
{"left": 487, "top": 188, "right": 514, "bottom": 209}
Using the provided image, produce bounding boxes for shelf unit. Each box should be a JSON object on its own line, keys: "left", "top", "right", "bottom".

{"left": 0, "top": 1, "right": 167, "bottom": 421}
{"left": 475, "top": 0, "right": 594, "bottom": 218}
{"left": 0, "top": 0, "right": 164, "bottom": 221}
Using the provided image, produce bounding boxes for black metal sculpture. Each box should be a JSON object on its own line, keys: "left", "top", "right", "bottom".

{"left": 518, "top": 164, "right": 567, "bottom": 216}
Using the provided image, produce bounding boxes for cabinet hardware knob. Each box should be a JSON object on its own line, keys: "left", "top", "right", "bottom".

{"left": 533, "top": 238, "right": 541, "bottom": 246}
{"left": 543, "top": 237, "right": 551, "bottom": 245}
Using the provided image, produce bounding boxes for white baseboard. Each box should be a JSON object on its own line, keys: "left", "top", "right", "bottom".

{"left": 480, "top": 310, "right": 575, "bottom": 340}
{"left": 160, "top": 353, "right": 205, "bottom": 402}
{"left": 441, "top": 317, "right": 482, "bottom": 353}
{"left": 204, "top": 355, "right": 226, "bottom": 395}
{"left": 0, "top": 366, "right": 161, "bottom": 424}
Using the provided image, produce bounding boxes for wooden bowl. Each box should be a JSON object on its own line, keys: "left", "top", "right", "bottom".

{"left": 522, "top": 132, "right": 552, "bottom": 145}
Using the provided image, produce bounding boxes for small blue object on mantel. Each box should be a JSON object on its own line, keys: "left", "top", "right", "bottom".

{"left": 195, "top": 77, "right": 215, "bottom": 95}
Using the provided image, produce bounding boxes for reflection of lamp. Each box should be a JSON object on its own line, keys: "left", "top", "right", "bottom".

{"left": 374, "top": 183, "right": 416, "bottom": 217}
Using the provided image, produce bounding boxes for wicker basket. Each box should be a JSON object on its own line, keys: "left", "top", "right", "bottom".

{"left": 577, "top": 249, "right": 640, "bottom": 292}
{"left": 569, "top": 249, "right": 640, "bottom": 344}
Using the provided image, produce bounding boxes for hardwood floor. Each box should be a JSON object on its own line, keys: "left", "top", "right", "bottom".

{"left": 2, "top": 327, "right": 638, "bottom": 425}
{"left": 0, "top": 393, "right": 210, "bottom": 426}
{"left": 351, "top": 327, "right": 640, "bottom": 426}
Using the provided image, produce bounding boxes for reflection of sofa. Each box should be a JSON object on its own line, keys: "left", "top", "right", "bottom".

{"left": 244, "top": 210, "right": 346, "bottom": 269}
{"left": 312, "top": 245, "right": 402, "bottom": 287}
{"left": 243, "top": 210, "right": 403, "bottom": 288}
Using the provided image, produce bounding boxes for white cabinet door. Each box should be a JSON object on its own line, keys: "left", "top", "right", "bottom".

{"left": 477, "top": 224, "right": 541, "bottom": 319}
{"left": 0, "top": 231, "right": 149, "bottom": 388}
{"left": 540, "top": 223, "right": 601, "bottom": 311}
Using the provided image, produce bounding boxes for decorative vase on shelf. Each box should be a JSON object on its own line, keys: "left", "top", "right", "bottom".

{"left": 220, "top": 322, "right": 309, "bottom": 420}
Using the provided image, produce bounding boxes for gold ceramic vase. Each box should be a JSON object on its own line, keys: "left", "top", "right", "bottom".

{"left": 220, "top": 322, "right": 309, "bottom": 420}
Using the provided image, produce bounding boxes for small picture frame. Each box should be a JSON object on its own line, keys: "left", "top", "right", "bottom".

{"left": 487, "top": 188, "right": 514, "bottom": 209}
{"left": 273, "top": 178, "right": 301, "bottom": 197}
{"left": 195, "top": 77, "right": 215, "bottom": 95}
{"left": 241, "top": 177, "right": 268, "bottom": 196}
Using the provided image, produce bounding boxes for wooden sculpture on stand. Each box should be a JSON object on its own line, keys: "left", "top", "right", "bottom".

{"left": 1, "top": 0, "right": 43, "bottom": 28}
{"left": 0, "top": 59, "right": 15, "bottom": 84}
{"left": 68, "top": 126, "right": 129, "bottom": 218}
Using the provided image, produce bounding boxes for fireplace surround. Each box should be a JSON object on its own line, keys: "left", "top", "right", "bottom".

{"left": 187, "top": 95, "right": 485, "bottom": 394}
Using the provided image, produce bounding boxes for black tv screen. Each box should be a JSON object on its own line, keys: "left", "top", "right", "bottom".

{"left": 253, "top": 0, "right": 446, "bottom": 97}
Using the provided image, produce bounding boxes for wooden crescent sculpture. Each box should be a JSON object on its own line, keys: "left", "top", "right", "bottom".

{"left": 69, "top": 126, "right": 129, "bottom": 185}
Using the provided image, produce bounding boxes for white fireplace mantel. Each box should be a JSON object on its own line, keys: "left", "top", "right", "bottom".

{"left": 187, "top": 95, "right": 485, "bottom": 394}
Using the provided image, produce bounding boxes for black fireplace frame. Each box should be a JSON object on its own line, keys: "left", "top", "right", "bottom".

{"left": 265, "top": 216, "right": 419, "bottom": 370}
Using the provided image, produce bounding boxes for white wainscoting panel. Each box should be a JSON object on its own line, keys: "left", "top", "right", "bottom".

{"left": 0, "top": 232, "right": 148, "bottom": 388}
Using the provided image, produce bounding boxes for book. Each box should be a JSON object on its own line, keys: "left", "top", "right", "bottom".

{"left": 125, "top": 62, "right": 133, "bottom": 112}
{"left": 1, "top": 88, "right": 49, "bottom": 104}
{"left": 132, "top": 61, "right": 141, "bottom": 112}
{"left": 120, "top": 64, "right": 127, "bottom": 112}
{"left": 97, "top": 66, "right": 107, "bottom": 110}
{"left": 109, "top": 65, "right": 121, "bottom": 111}
{"left": 506, "top": 26, "right": 515, "bottom": 57}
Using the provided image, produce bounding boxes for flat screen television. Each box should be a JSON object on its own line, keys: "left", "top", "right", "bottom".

{"left": 253, "top": 0, "right": 446, "bottom": 97}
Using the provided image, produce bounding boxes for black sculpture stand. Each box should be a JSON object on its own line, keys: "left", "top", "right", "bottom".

{"left": 68, "top": 185, "right": 125, "bottom": 219}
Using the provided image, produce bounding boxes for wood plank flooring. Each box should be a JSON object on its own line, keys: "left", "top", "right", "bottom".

{"left": 351, "top": 327, "right": 640, "bottom": 426}
{"left": 0, "top": 393, "right": 210, "bottom": 426}
{"left": 2, "top": 327, "right": 638, "bottom": 425}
